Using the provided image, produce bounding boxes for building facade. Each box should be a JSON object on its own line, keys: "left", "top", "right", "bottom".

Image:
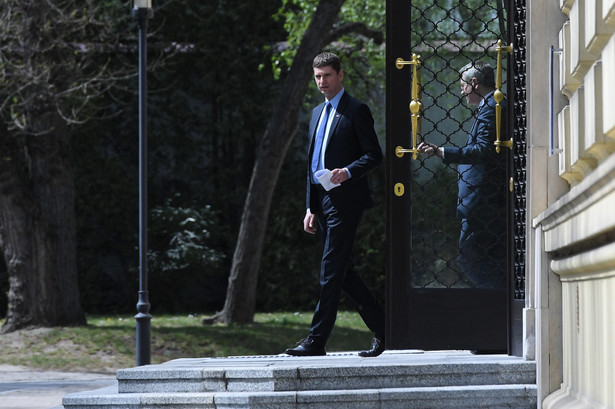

{"left": 525, "top": 0, "right": 615, "bottom": 407}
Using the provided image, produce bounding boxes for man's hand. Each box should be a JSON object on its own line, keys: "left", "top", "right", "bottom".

{"left": 330, "top": 168, "right": 349, "bottom": 184}
{"left": 418, "top": 142, "right": 442, "bottom": 158}
{"left": 304, "top": 211, "right": 317, "bottom": 234}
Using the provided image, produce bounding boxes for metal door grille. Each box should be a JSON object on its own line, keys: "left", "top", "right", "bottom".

{"left": 511, "top": 0, "right": 526, "bottom": 300}
{"left": 409, "top": 0, "right": 509, "bottom": 289}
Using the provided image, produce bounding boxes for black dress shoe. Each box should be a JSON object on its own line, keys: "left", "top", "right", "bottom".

{"left": 358, "top": 337, "right": 385, "bottom": 357}
{"left": 285, "top": 338, "right": 326, "bottom": 356}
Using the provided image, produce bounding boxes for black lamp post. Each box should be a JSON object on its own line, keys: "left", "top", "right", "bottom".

{"left": 132, "top": 0, "right": 153, "bottom": 367}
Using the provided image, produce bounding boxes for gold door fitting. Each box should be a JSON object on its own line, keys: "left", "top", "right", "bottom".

{"left": 494, "top": 40, "right": 514, "bottom": 153}
{"left": 395, "top": 54, "right": 423, "bottom": 160}
{"left": 395, "top": 145, "right": 419, "bottom": 159}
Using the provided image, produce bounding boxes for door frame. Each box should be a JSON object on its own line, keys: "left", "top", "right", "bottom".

{"left": 384, "top": 0, "right": 524, "bottom": 355}
{"left": 384, "top": 0, "right": 413, "bottom": 349}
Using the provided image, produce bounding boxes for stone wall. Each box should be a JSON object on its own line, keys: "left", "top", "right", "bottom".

{"left": 530, "top": 0, "right": 615, "bottom": 408}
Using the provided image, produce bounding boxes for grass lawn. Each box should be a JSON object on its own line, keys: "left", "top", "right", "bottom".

{"left": 0, "top": 311, "right": 371, "bottom": 373}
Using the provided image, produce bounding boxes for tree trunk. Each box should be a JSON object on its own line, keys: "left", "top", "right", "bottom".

{"left": 211, "top": 0, "right": 346, "bottom": 324}
{"left": 1, "top": 0, "right": 130, "bottom": 331}
{"left": 0, "top": 115, "right": 85, "bottom": 333}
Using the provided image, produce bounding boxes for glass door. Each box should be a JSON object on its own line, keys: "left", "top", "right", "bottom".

{"left": 385, "top": 0, "right": 517, "bottom": 352}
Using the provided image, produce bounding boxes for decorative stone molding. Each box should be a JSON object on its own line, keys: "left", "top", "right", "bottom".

{"left": 535, "top": 150, "right": 615, "bottom": 409}
{"left": 537, "top": 154, "right": 615, "bottom": 252}
{"left": 559, "top": 23, "right": 582, "bottom": 98}
{"left": 560, "top": 0, "right": 575, "bottom": 15}
{"left": 569, "top": 87, "right": 598, "bottom": 178}
{"left": 584, "top": 62, "right": 615, "bottom": 163}
{"left": 557, "top": 1, "right": 615, "bottom": 187}
{"left": 570, "top": 1, "right": 599, "bottom": 81}
{"left": 605, "top": 0, "right": 615, "bottom": 26}
{"left": 603, "top": 36, "right": 615, "bottom": 139}
{"left": 558, "top": 106, "right": 584, "bottom": 185}
{"left": 585, "top": 0, "right": 615, "bottom": 55}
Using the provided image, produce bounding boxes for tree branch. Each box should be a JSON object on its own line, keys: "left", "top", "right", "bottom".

{"left": 326, "top": 22, "right": 384, "bottom": 45}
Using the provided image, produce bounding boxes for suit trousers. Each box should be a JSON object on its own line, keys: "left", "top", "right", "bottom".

{"left": 458, "top": 217, "right": 507, "bottom": 289}
{"left": 308, "top": 189, "right": 385, "bottom": 346}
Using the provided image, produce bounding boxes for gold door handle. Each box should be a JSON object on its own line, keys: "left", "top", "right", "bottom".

{"left": 494, "top": 40, "right": 513, "bottom": 153}
{"left": 395, "top": 54, "right": 422, "bottom": 159}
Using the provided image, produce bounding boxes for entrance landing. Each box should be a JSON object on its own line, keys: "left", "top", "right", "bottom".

{"left": 60, "top": 350, "right": 537, "bottom": 408}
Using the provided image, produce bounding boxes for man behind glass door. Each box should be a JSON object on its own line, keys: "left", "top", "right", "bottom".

{"left": 418, "top": 61, "right": 507, "bottom": 289}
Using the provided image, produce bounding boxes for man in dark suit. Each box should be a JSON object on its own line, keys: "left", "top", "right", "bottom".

{"left": 284, "top": 52, "right": 385, "bottom": 357}
{"left": 418, "top": 61, "right": 507, "bottom": 289}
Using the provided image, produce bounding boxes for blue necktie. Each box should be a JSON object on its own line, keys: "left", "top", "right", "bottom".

{"left": 311, "top": 103, "right": 331, "bottom": 183}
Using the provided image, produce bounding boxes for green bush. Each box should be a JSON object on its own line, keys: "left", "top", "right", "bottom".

{"left": 147, "top": 197, "right": 231, "bottom": 313}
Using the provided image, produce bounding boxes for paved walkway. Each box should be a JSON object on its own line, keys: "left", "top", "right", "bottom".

{"left": 0, "top": 365, "right": 116, "bottom": 409}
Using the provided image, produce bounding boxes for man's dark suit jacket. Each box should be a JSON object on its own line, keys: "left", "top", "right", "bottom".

{"left": 306, "top": 92, "right": 383, "bottom": 213}
{"left": 442, "top": 91, "right": 506, "bottom": 221}
{"left": 442, "top": 91, "right": 507, "bottom": 288}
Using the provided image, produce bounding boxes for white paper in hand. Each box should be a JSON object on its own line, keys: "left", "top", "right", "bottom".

{"left": 315, "top": 169, "right": 341, "bottom": 191}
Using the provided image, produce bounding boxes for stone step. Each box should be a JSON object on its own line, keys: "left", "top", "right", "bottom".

{"left": 62, "top": 383, "right": 537, "bottom": 409}
{"left": 60, "top": 351, "right": 538, "bottom": 409}
{"left": 115, "top": 351, "right": 536, "bottom": 394}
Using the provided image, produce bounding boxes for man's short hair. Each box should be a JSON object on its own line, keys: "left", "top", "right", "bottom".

{"left": 313, "top": 52, "right": 342, "bottom": 73}
{"left": 460, "top": 61, "right": 495, "bottom": 88}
